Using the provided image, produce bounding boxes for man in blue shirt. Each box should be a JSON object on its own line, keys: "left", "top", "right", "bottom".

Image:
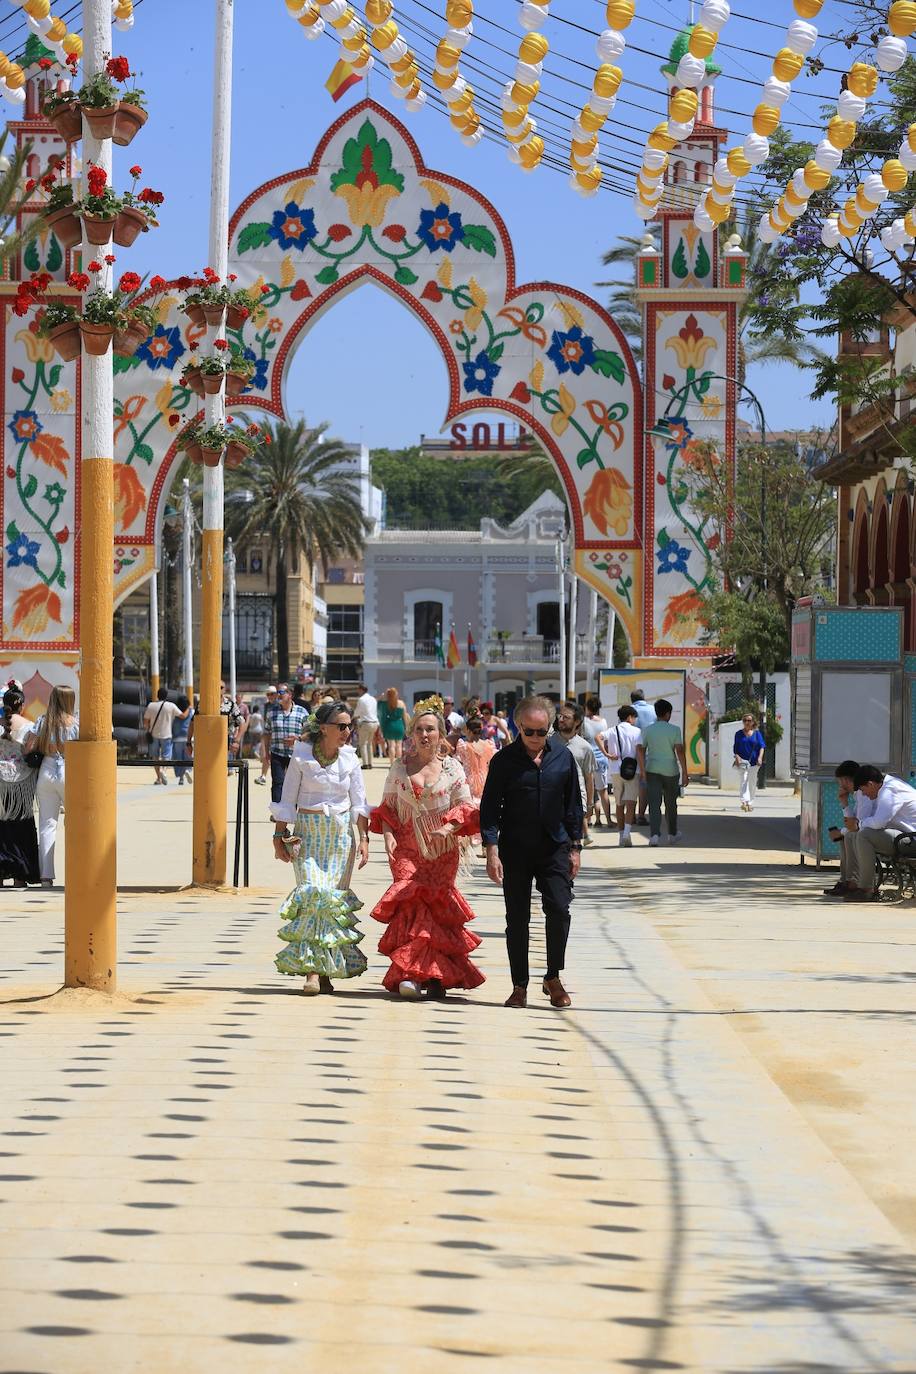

{"left": 480, "top": 695, "right": 584, "bottom": 1010}
{"left": 264, "top": 683, "right": 309, "bottom": 803}
{"left": 630, "top": 690, "right": 655, "bottom": 823}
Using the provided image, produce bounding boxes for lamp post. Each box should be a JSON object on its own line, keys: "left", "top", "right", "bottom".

{"left": 149, "top": 567, "right": 160, "bottom": 698}
{"left": 226, "top": 536, "right": 237, "bottom": 701}
{"left": 182, "top": 478, "right": 194, "bottom": 701}
{"left": 64, "top": 0, "right": 117, "bottom": 990}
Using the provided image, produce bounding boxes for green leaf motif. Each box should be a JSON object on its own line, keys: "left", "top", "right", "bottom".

{"left": 6, "top": 520, "right": 19, "bottom": 543}
{"left": 394, "top": 265, "right": 418, "bottom": 286}
{"left": 489, "top": 342, "right": 504, "bottom": 362}
{"left": 237, "top": 222, "right": 273, "bottom": 254}
{"left": 672, "top": 240, "right": 689, "bottom": 280}
{"left": 696, "top": 373, "right": 711, "bottom": 396}
{"left": 23, "top": 238, "right": 40, "bottom": 273}
{"left": 48, "top": 364, "right": 62, "bottom": 389}
{"left": 135, "top": 442, "right": 154, "bottom": 466}
{"left": 463, "top": 224, "right": 497, "bottom": 257}
{"left": 657, "top": 527, "right": 670, "bottom": 547}
{"left": 591, "top": 349, "right": 625, "bottom": 384}
{"left": 22, "top": 474, "right": 37, "bottom": 499}
{"left": 695, "top": 238, "right": 711, "bottom": 279}
{"left": 113, "top": 352, "right": 142, "bottom": 374}
{"left": 46, "top": 235, "right": 63, "bottom": 273}
{"left": 331, "top": 119, "right": 404, "bottom": 193}
{"left": 315, "top": 265, "right": 339, "bottom": 286}
{"left": 576, "top": 448, "right": 597, "bottom": 469}
{"left": 57, "top": 570, "right": 66, "bottom": 588}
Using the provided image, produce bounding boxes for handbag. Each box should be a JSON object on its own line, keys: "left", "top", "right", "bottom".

{"left": 23, "top": 749, "right": 43, "bottom": 770}
{"left": 617, "top": 727, "right": 638, "bottom": 780}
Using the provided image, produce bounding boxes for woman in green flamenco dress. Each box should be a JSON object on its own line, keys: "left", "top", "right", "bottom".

{"left": 271, "top": 701, "right": 370, "bottom": 995}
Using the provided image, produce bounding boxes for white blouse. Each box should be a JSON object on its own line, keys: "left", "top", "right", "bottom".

{"left": 270, "top": 742, "right": 370, "bottom": 824}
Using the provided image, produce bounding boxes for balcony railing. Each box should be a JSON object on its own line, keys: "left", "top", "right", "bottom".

{"left": 372, "top": 637, "right": 576, "bottom": 665}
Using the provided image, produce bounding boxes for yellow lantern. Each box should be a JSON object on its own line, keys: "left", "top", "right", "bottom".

{"left": 395, "top": 59, "right": 420, "bottom": 87}
{"left": 46, "top": 17, "right": 66, "bottom": 41}
{"left": 390, "top": 49, "right": 416, "bottom": 73}
{"left": 342, "top": 28, "right": 367, "bottom": 51}
{"left": 648, "top": 122, "right": 677, "bottom": 152}
{"left": 0, "top": 53, "right": 9, "bottom": 78}
{"left": 793, "top": 0, "right": 823, "bottom": 13}
{"left": 842, "top": 203, "right": 863, "bottom": 229}
{"left": 519, "top": 32, "right": 549, "bottom": 64}
{"left": 445, "top": 0, "right": 472, "bottom": 23}
{"left": 711, "top": 177, "right": 732, "bottom": 197}
{"left": 519, "top": 136, "right": 545, "bottom": 170}
{"left": 366, "top": 0, "right": 393, "bottom": 22}
{"left": 436, "top": 40, "right": 460, "bottom": 68}
{"left": 580, "top": 106, "right": 606, "bottom": 133}
{"left": 5, "top": 62, "right": 25, "bottom": 89}
{"left": 882, "top": 159, "right": 908, "bottom": 192}
{"left": 606, "top": 0, "right": 635, "bottom": 29}
{"left": 511, "top": 79, "right": 540, "bottom": 105}
{"left": 24, "top": 0, "right": 50, "bottom": 17}
{"left": 846, "top": 62, "right": 878, "bottom": 98}
{"left": 330, "top": 5, "right": 355, "bottom": 29}
{"left": 576, "top": 165, "right": 604, "bottom": 193}
{"left": 503, "top": 103, "right": 529, "bottom": 128}
{"left": 726, "top": 146, "right": 751, "bottom": 177}
{"left": 349, "top": 45, "right": 372, "bottom": 68}
{"left": 908, "top": 123, "right": 916, "bottom": 153}
{"left": 827, "top": 115, "right": 856, "bottom": 149}
{"left": 803, "top": 160, "right": 831, "bottom": 191}
{"left": 506, "top": 119, "right": 534, "bottom": 145}
{"left": 772, "top": 47, "right": 804, "bottom": 81}
{"left": 371, "top": 19, "right": 399, "bottom": 49}
{"left": 62, "top": 33, "right": 82, "bottom": 57}
{"left": 904, "top": 208, "right": 916, "bottom": 236}
{"left": 688, "top": 24, "right": 717, "bottom": 59}
{"left": 785, "top": 182, "right": 807, "bottom": 208}
{"left": 637, "top": 174, "right": 658, "bottom": 198}
{"left": 855, "top": 184, "right": 880, "bottom": 214}
{"left": 707, "top": 198, "right": 732, "bottom": 224}
{"left": 432, "top": 67, "right": 457, "bottom": 90}
{"left": 571, "top": 135, "right": 598, "bottom": 159}
{"left": 770, "top": 207, "right": 790, "bottom": 232}
{"left": 298, "top": 8, "right": 322, "bottom": 27}
{"left": 669, "top": 88, "right": 698, "bottom": 123}
{"left": 594, "top": 64, "right": 622, "bottom": 98}
{"left": 888, "top": 0, "right": 916, "bottom": 36}
{"left": 451, "top": 111, "right": 472, "bottom": 132}
{"left": 752, "top": 104, "right": 780, "bottom": 137}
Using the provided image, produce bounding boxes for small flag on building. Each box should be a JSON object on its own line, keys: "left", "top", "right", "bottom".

{"left": 434, "top": 624, "right": 445, "bottom": 668}
{"left": 325, "top": 58, "right": 362, "bottom": 103}
{"left": 446, "top": 625, "right": 461, "bottom": 669}
{"left": 467, "top": 624, "right": 478, "bottom": 667}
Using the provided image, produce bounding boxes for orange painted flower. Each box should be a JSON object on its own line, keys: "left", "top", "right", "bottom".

{"left": 12, "top": 583, "right": 62, "bottom": 636}
{"left": 14, "top": 327, "right": 54, "bottom": 364}
{"left": 661, "top": 588, "right": 707, "bottom": 644}
{"left": 496, "top": 306, "right": 547, "bottom": 347}
{"left": 583, "top": 467, "right": 632, "bottom": 537}
{"left": 113, "top": 463, "right": 147, "bottom": 530}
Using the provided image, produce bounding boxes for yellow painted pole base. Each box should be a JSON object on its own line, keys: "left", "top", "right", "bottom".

{"left": 192, "top": 713, "right": 228, "bottom": 886}
{"left": 64, "top": 740, "right": 117, "bottom": 991}
{"left": 150, "top": 674, "right": 160, "bottom": 697}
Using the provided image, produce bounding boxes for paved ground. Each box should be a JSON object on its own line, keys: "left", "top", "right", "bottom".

{"left": 1, "top": 765, "right": 915, "bottom": 1372}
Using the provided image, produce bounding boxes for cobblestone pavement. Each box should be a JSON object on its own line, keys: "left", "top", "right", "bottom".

{"left": 1, "top": 769, "right": 914, "bottom": 1372}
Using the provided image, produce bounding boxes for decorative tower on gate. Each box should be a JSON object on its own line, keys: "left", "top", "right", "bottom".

{"left": 635, "top": 26, "right": 747, "bottom": 766}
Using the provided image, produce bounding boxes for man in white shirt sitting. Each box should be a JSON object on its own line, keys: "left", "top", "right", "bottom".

{"left": 823, "top": 759, "right": 875, "bottom": 898}
{"left": 845, "top": 764, "right": 916, "bottom": 902}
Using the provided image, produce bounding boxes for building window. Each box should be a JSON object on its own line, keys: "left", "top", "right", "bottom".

{"left": 249, "top": 549, "right": 263, "bottom": 575}
{"left": 327, "top": 603, "right": 363, "bottom": 651}
{"left": 235, "top": 549, "right": 247, "bottom": 574}
{"left": 413, "top": 599, "right": 443, "bottom": 652}
{"left": 326, "top": 656, "right": 362, "bottom": 682}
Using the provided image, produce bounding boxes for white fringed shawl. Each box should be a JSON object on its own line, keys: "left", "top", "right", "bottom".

{"left": 381, "top": 756, "right": 474, "bottom": 864}
{"left": 0, "top": 730, "right": 35, "bottom": 821}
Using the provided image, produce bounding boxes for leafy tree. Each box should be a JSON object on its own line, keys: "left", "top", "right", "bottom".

{"left": 0, "top": 130, "right": 49, "bottom": 269}
{"left": 702, "top": 588, "right": 790, "bottom": 704}
{"left": 370, "top": 446, "right": 561, "bottom": 528}
{"left": 224, "top": 421, "right": 367, "bottom": 679}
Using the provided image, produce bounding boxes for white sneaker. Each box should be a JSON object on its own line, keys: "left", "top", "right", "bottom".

{"left": 254, "top": 776, "right": 267, "bottom": 786}
{"left": 668, "top": 833, "right": 681, "bottom": 845}
{"left": 649, "top": 835, "right": 660, "bottom": 847}
{"left": 399, "top": 980, "right": 421, "bottom": 1000}
{"left": 618, "top": 832, "right": 632, "bottom": 847}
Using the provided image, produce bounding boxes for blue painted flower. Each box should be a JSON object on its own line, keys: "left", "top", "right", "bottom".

{"left": 417, "top": 202, "right": 465, "bottom": 253}
{"left": 547, "top": 326, "right": 596, "bottom": 376}
{"left": 241, "top": 348, "right": 270, "bottom": 393}
{"left": 6, "top": 532, "right": 40, "bottom": 570}
{"left": 657, "top": 539, "right": 691, "bottom": 576}
{"left": 269, "top": 202, "right": 317, "bottom": 252}
{"left": 462, "top": 350, "right": 500, "bottom": 398}
{"left": 8, "top": 409, "right": 42, "bottom": 445}
{"left": 137, "top": 324, "right": 185, "bottom": 372}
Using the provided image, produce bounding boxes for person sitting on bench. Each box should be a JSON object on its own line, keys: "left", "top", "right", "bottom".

{"left": 823, "top": 759, "right": 873, "bottom": 899}
{"left": 844, "top": 764, "right": 916, "bottom": 903}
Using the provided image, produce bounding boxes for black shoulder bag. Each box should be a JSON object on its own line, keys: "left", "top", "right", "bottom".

{"left": 617, "top": 727, "right": 638, "bottom": 780}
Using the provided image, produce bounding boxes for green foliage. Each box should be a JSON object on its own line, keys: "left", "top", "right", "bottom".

{"left": 702, "top": 588, "right": 789, "bottom": 676}
{"left": 370, "top": 446, "right": 563, "bottom": 529}
{"left": 716, "top": 701, "right": 784, "bottom": 748}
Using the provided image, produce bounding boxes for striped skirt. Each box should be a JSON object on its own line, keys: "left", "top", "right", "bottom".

{"left": 275, "top": 811, "right": 367, "bottom": 979}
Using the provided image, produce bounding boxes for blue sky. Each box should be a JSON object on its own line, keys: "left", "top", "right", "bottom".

{"left": 97, "top": 0, "right": 845, "bottom": 446}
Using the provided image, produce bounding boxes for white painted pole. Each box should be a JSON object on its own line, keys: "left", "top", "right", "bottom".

{"left": 586, "top": 587, "right": 598, "bottom": 695}
{"left": 227, "top": 536, "right": 237, "bottom": 700}
{"left": 557, "top": 537, "right": 567, "bottom": 702}
{"left": 149, "top": 567, "right": 160, "bottom": 695}
{"left": 606, "top": 607, "right": 616, "bottom": 668}
{"left": 182, "top": 478, "right": 194, "bottom": 700}
{"left": 567, "top": 571, "right": 578, "bottom": 703}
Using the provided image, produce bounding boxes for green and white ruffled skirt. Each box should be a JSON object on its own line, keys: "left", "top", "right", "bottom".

{"left": 275, "top": 811, "right": 367, "bottom": 979}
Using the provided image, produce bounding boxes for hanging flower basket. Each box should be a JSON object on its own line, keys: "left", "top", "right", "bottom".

{"left": 44, "top": 100, "right": 83, "bottom": 143}
{"left": 46, "top": 204, "right": 82, "bottom": 251}
{"left": 47, "top": 320, "right": 81, "bottom": 362}
{"left": 113, "top": 102, "right": 147, "bottom": 147}
{"left": 81, "top": 212, "right": 116, "bottom": 246}
{"left": 80, "top": 103, "right": 119, "bottom": 141}
{"left": 113, "top": 204, "right": 148, "bottom": 248}
{"left": 201, "top": 370, "right": 225, "bottom": 396}
{"left": 183, "top": 302, "right": 206, "bottom": 328}
{"left": 224, "top": 370, "right": 250, "bottom": 398}
{"left": 181, "top": 366, "right": 205, "bottom": 398}
{"left": 113, "top": 321, "right": 149, "bottom": 358}
{"left": 184, "top": 442, "right": 203, "bottom": 466}
{"left": 226, "top": 303, "right": 249, "bottom": 331}
{"left": 200, "top": 443, "right": 224, "bottom": 468}
{"left": 202, "top": 303, "right": 226, "bottom": 328}
{"left": 223, "top": 439, "right": 249, "bottom": 470}
{"left": 79, "top": 321, "right": 114, "bottom": 356}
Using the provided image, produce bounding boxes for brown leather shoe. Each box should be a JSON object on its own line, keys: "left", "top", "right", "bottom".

{"left": 544, "top": 977, "right": 571, "bottom": 1008}
{"left": 504, "top": 986, "right": 527, "bottom": 1008}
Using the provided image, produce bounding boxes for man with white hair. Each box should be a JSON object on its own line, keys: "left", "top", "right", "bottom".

{"left": 480, "top": 695, "right": 584, "bottom": 1009}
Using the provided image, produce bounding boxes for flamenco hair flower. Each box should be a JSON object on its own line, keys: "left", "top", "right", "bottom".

{"left": 412, "top": 693, "right": 445, "bottom": 719}
{"left": 303, "top": 711, "right": 321, "bottom": 738}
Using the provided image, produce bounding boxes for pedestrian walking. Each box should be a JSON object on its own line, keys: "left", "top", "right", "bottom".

{"left": 480, "top": 695, "right": 584, "bottom": 1010}
{"left": 172, "top": 694, "right": 193, "bottom": 786}
{"left": 143, "top": 687, "right": 189, "bottom": 786}
{"left": 843, "top": 765, "right": 916, "bottom": 903}
{"left": 354, "top": 683, "right": 380, "bottom": 770}
{"left": 245, "top": 703, "right": 263, "bottom": 761}
{"left": 377, "top": 686, "right": 409, "bottom": 762}
{"left": 0, "top": 682, "right": 39, "bottom": 887}
{"left": 733, "top": 713, "right": 766, "bottom": 811}
{"left": 264, "top": 683, "right": 309, "bottom": 803}
{"left": 637, "top": 698, "right": 688, "bottom": 846}
{"left": 479, "top": 703, "right": 510, "bottom": 748}
{"left": 554, "top": 701, "right": 596, "bottom": 847}
{"left": 370, "top": 697, "right": 483, "bottom": 1000}
{"left": 24, "top": 685, "right": 78, "bottom": 887}
{"left": 270, "top": 701, "right": 370, "bottom": 994}
{"left": 255, "top": 686, "right": 277, "bottom": 786}
{"left": 607, "top": 703, "right": 642, "bottom": 846}
{"left": 582, "top": 695, "right": 613, "bottom": 827}
{"left": 630, "top": 689, "right": 656, "bottom": 822}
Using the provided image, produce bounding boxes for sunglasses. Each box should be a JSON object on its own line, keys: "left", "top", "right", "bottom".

{"left": 332, "top": 722, "right": 351, "bottom": 731}
{"left": 521, "top": 727, "right": 548, "bottom": 738}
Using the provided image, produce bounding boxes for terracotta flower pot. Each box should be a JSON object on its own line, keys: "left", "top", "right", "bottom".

{"left": 79, "top": 321, "right": 114, "bottom": 356}
{"left": 45, "top": 102, "right": 83, "bottom": 143}
{"left": 113, "top": 324, "right": 148, "bottom": 358}
{"left": 226, "top": 304, "right": 249, "bottom": 331}
{"left": 223, "top": 440, "right": 248, "bottom": 470}
{"left": 46, "top": 204, "right": 82, "bottom": 250}
{"left": 201, "top": 371, "right": 225, "bottom": 396}
{"left": 183, "top": 303, "right": 206, "bottom": 328}
{"left": 80, "top": 102, "right": 119, "bottom": 141}
{"left": 112, "top": 102, "right": 148, "bottom": 147}
{"left": 82, "top": 212, "right": 116, "bottom": 246}
{"left": 200, "top": 444, "right": 224, "bottom": 468}
{"left": 224, "top": 371, "right": 250, "bottom": 398}
{"left": 181, "top": 368, "right": 204, "bottom": 398}
{"left": 48, "top": 321, "right": 81, "bottom": 362}
{"left": 184, "top": 442, "right": 203, "bottom": 467}
{"left": 202, "top": 303, "right": 225, "bottom": 328}
{"left": 113, "top": 205, "right": 148, "bottom": 248}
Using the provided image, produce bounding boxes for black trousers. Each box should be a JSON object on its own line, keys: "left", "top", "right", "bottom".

{"left": 270, "top": 751, "right": 291, "bottom": 804}
{"left": 500, "top": 841, "right": 572, "bottom": 987}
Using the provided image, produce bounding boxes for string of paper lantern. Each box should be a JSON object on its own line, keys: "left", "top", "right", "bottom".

{"left": 634, "top": 0, "right": 731, "bottom": 220}
{"left": 113, "top": 0, "right": 135, "bottom": 32}
{"left": 11, "top": 0, "right": 84, "bottom": 75}
{"left": 432, "top": 0, "right": 481, "bottom": 146}
{"left": 500, "top": 0, "right": 553, "bottom": 173}
{"left": 568, "top": 0, "right": 633, "bottom": 198}
{"left": 696, "top": 0, "right": 822, "bottom": 233}
{"left": 365, "top": 0, "right": 425, "bottom": 112}
{"left": 285, "top": 0, "right": 375, "bottom": 83}
{"left": 881, "top": 122, "right": 916, "bottom": 253}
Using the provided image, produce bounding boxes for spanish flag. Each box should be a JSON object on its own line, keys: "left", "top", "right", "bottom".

{"left": 325, "top": 58, "right": 362, "bottom": 103}
{"left": 446, "top": 626, "right": 461, "bottom": 669}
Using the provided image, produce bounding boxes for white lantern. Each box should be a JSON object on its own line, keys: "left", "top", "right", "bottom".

{"left": 446, "top": 26, "right": 472, "bottom": 49}
{"left": 443, "top": 76, "right": 468, "bottom": 104}
{"left": 757, "top": 219, "right": 777, "bottom": 244}
{"left": 570, "top": 149, "right": 594, "bottom": 171}
{"left": 571, "top": 119, "right": 591, "bottom": 142}
{"left": 676, "top": 53, "right": 706, "bottom": 87}
{"left": 634, "top": 197, "right": 657, "bottom": 218}
{"left": 713, "top": 157, "right": 737, "bottom": 186}
{"left": 667, "top": 118, "right": 695, "bottom": 141}
{"left": 507, "top": 144, "right": 522, "bottom": 163}
{"left": 762, "top": 77, "right": 791, "bottom": 108}
{"left": 875, "top": 34, "right": 907, "bottom": 72}
{"left": 588, "top": 93, "right": 616, "bottom": 117}
{"left": 743, "top": 132, "right": 770, "bottom": 165}
{"left": 899, "top": 143, "right": 916, "bottom": 172}
{"left": 641, "top": 163, "right": 664, "bottom": 183}
{"left": 596, "top": 28, "right": 626, "bottom": 60}
{"left": 114, "top": 15, "right": 134, "bottom": 30}
{"left": 708, "top": 183, "right": 733, "bottom": 205}
{"left": 862, "top": 172, "right": 888, "bottom": 203}
{"left": 301, "top": 15, "right": 324, "bottom": 37}
{"left": 519, "top": 1, "right": 547, "bottom": 30}
{"left": 462, "top": 128, "right": 483, "bottom": 147}
{"left": 644, "top": 148, "right": 668, "bottom": 171}
{"left": 813, "top": 139, "right": 843, "bottom": 172}
{"left": 514, "top": 60, "right": 542, "bottom": 85}
{"left": 836, "top": 90, "right": 867, "bottom": 122}
{"left": 694, "top": 205, "right": 715, "bottom": 232}
{"left": 501, "top": 84, "right": 517, "bottom": 112}
{"left": 791, "top": 169, "right": 810, "bottom": 199}
{"left": 406, "top": 90, "right": 426, "bottom": 112}
{"left": 389, "top": 78, "right": 407, "bottom": 98}
{"left": 322, "top": 0, "right": 348, "bottom": 20}
{"left": 699, "top": 0, "right": 730, "bottom": 31}
{"left": 387, "top": 35, "right": 408, "bottom": 61}
{"left": 785, "top": 19, "right": 817, "bottom": 55}
{"left": 821, "top": 221, "right": 841, "bottom": 248}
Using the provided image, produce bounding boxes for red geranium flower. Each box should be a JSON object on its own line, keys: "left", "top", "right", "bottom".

{"left": 202, "top": 267, "right": 220, "bottom": 284}
{"left": 118, "top": 271, "right": 142, "bottom": 293}
{"left": 88, "top": 260, "right": 103, "bottom": 273}
{"left": 38, "top": 58, "right": 52, "bottom": 71}
{"left": 139, "top": 188, "right": 164, "bottom": 206}
{"left": 104, "top": 254, "right": 116, "bottom": 265}
{"left": 67, "top": 271, "right": 89, "bottom": 291}
{"left": 87, "top": 164, "right": 107, "bottom": 197}
{"left": 228, "top": 274, "right": 237, "bottom": 282}
{"left": 213, "top": 338, "right": 229, "bottom": 350}
{"left": 25, "top": 179, "right": 35, "bottom": 194}
{"left": 129, "top": 165, "right": 142, "bottom": 178}
{"left": 150, "top": 275, "right": 167, "bottom": 292}
{"left": 106, "top": 55, "right": 131, "bottom": 81}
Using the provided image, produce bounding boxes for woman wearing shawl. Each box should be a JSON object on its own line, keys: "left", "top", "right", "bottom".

{"left": 0, "top": 681, "right": 39, "bottom": 887}
{"left": 370, "top": 696, "right": 485, "bottom": 1000}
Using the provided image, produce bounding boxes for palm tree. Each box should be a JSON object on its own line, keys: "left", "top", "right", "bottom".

{"left": 0, "top": 129, "right": 50, "bottom": 270}
{"left": 224, "top": 420, "right": 367, "bottom": 680}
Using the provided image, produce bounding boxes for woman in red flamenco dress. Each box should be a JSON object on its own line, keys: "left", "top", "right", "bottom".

{"left": 369, "top": 698, "right": 485, "bottom": 1001}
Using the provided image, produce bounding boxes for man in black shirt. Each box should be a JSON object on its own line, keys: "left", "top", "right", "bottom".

{"left": 480, "top": 695, "right": 584, "bottom": 1009}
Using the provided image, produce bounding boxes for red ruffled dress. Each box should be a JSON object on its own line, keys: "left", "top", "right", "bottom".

{"left": 369, "top": 756, "right": 486, "bottom": 993}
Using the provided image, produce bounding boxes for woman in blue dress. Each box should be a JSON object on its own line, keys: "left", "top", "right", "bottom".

{"left": 733, "top": 713, "right": 766, "bottom": 812}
